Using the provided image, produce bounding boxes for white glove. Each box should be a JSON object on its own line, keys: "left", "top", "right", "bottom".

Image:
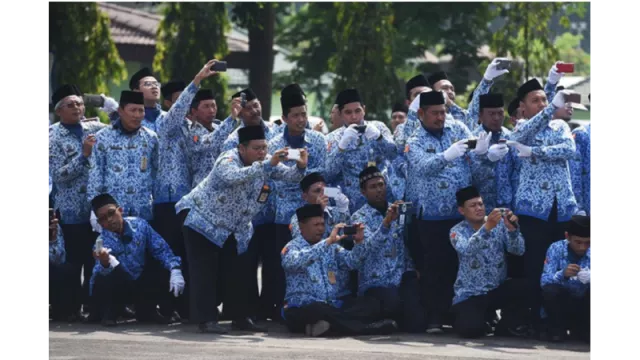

{"left": 552, "top": 89, "right": 570, "bottom": 109}
{"left": 506, "top": 140, "right": 532, "bottom": 158}
{"left": 484, "top": 58, "right": 510, "bottom": 81}
{"left": 548, "top": 61, "right": 564, "bottom": 84}
{"left": 90, "top": 211, "right": 103, "bottom": 233}
{"left": 364, "top": 124, "right": 381, "bottom": 141}
{"left": 108, "top": 253, "right": 119, "bottom": 268}
{"left": 100, "top": 94, "right": 119, "bottom": 114}
{"left": 487, "top": 143, "right": 509, "bottom": 162}
{"left": 338, "top": 124, "right": 360, "bottom": 150}
{"left": 334, "top": 187, "right": 350, "bottom": 213}
{"left": 471, "top": 132, "right": 491, "bottom": 155}
{"left": 577, "top": 268, "right": 590, "bottom": 284}
{"left": 443, "top": 140, "right": 469, "bottom": 161}
{"left": 169, "top": 269, "right": 185, "bottom": 298}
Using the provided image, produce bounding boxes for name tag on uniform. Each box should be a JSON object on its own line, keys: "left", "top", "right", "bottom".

{"left": 328, "top": 271, "right": 336, "bottom": 285}
{"left": 257, "top": 184, "right": 271, "bottom": 204}
{"left": 140, "top": 156, "right": 148, "bottom": 172}
{"left": 427, "top": 148, "right": 436, "bottom": 153}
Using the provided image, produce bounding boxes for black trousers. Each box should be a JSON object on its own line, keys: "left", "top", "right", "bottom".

{"left": 59, "top": 222, "right": 98, "bottom": 311}
{"left": 150, "top": 203, "right": 189, "bottom": 318}
{"left": 284, "top": 296, "right": 380, "bottom": 336}
{"left": 542, "top": 284, "right": 590, "bottom": 340}
{"left": 262, "top": 224, "right": 291, "bottom": 318}
{"left": 516, "top": 200, "right": 570, "bottom": 325}
{"left": 414, "top": 218, "right": 460, "bottom": 325}
{"left": 49, "top": 262, "right": 77, "bottom": 318}
{"left": 244, "top": 223, "right": 269, "bottom": 319}
{"left": 182, "top": 223, "right": 252, "bottom": 324}
{"left": 363, "top": 271, "right": 425, "bottom": 333}
{"left": 91, "top": 264, "right": 169, "bottom": 321}
{"left": 452, "top": 279, "right": 530, "bottom": 338}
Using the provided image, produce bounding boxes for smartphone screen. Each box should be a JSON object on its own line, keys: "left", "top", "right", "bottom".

{"left": 556, "top": 63, "right": 575, "bottom": 73}
{"left": 467, "top": 139, "right": 477, "bottom": 149}
{"left": 287, "top": 149, "right": 301, "bottom": 160}
{"left": 210, "top": 61, "right": 227, "bottom": 72}
{"left": 324, "top": 187, "right": 340, "bottom": 198}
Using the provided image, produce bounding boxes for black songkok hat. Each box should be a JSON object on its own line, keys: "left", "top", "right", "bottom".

{"left": 281, "top": 84, "right": 306, "bottom": 113}
{"left": 456, "top": 186, "right": 481, "bottom": 207}
{"left": 405, "top": 74, "right": 430, "bottom": 100}
{"left": 161, "top": 80, "right": 186, "bottom": 99}
{"left": 392, "top": 102, "right": 408, "bottom": 114}
{"left": 296, "top": 204, "right": 324, "bottom": 222}
{"left": 479, "top": 93, "right": 505, "bottom": 110}
{"left": 300, "top": 172, "right": 326, "bottom": 192}
{"left": 359, "top": 166, "right": 384, "bottom": 188}
{"left": 568, "top": 215, "right": 590, "bottom": 237}
{"left": 427, "top": 71, "right": 448, "bottom": 87}
{"left": 507, "top": 98, "right": 520, "bottom": 117}
{"left": 52, "top": 84, "right": 82, "bottom": 105}
{"left": 91, "top": 193, "right": 119, "bottom": 213}
{"left": 191, "top": 89, "right": 215, "bottom": 108}
{"left": 517, "top": 79, "right": 544, "bottom": 101}
{"left": 336, "top": 88, "right": 363, "bottom": 107}
{"left": 231, "top": 88, "right": 257, "bottom": 102}
{"left": 238, "top": 125, "right": 265, "bottom": 143}
{"left": 119, "top": 91, "right": 144, "bottom": 107}
{"left": 419, "top": 91, "right": 446, "bottom": 108}
{"left": 129, "top": 67, "right": 155, "bottom": 90}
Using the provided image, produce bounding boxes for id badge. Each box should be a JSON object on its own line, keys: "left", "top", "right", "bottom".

{"left": 257, "top": 184, "right": 271, "bottom": 204}
{"left": 140, "top": 156, "right": 148, "bottom": 172}
{"left": 328, "top": 271, "right": 336, "bottom": 285}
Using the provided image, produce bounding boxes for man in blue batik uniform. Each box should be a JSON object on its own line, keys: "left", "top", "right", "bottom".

{"left": 570, "top": 121, "right": 590, "bottom": 216}
{"left": 281, "top": 204, "right": 398, "bottom": 337}
{"left": 176, "top": 126, "right": 307, "bottom": 334}
{"left": 264, "top": 84, "right": 328, "bottom": 320}
{"left": 404, "top": 90, "right": 491, "bottom": 333}
{"left": 49, "top": 210, "right": 77, "bottom": 322}
{"left": 541, "top": 215, "right": 590, "bottom": 343}
{"left": 351, "top": 166, "right": 425, "bottom": 333}
{"left": 449, "top": 186, "right": 529, "bottom": 339}
{"left": 49, "top": 84, "right": 108, "bottom": 314}
{"left": 89, "top": 194, "right": 184, "bottom": 327}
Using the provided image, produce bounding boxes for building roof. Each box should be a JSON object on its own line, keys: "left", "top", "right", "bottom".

{"left": 99, "top": 2, "right": 249, "bottom": 51}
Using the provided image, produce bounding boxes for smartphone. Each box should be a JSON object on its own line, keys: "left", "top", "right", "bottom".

{"left": 240, "top": 92, "right": 247, "bottom": 108}
{"left": 343, "top": 225, "right": 357, "bottom": 236}
{"left": 95, "top": 238, "right": 104, "bottom": 253}
{"left": 556, "top": 63, "right": 575, "bottom": 73}
{"left": 210, "top": 61, "right": 228, "bottom": 72}
{"left": 287, "top": 149, "right": 301, "bottom": 160}
{"left": 565, "top": 93, "right": 581, "bottom": 104}
{"left": 496, "top": 59, "right": 512, "bottom": 70}
{"left": 83, "top": 94, "right": 105, "bottom": 108}
{"left": 498, "top": 139, "right": 507, "bottom": 144}
{"left": 355, "top": 125, "right": 367, "bottom": 134}
{"left": 467, "top": 139, "right": 477, "bottom": 149}
{"left": 324, "top": 187, "right": 340, "bottom": 198}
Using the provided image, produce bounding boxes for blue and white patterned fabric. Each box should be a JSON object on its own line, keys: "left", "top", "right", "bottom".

{"left": 541, "top": 239, "right": 590, "bottom": 297}
{"left": 152, "top": 82, "right": 200, "bottom": 204}
{"left": 325, "top": 121, "right": 397, "bottom": 213}
{"left": 87, "top": 125, "right": 159, "bottom": 221}
{"left": 404, "top": 120, "right": 483, "bottom": 220}
{"left": 89, "top": 217, "right": 181, "bottom": 294}
{"left": 189, "top": 116, "right": 238, "bottom": 170}
{"left": 221, "top": 119, "right": 280, "bottom": 225}
{"left": 176, "top": 148, "right": 305, "bottom": 254}
{"left": 49, "top": 121, "right": 107, "bottom": 224}
{"left": 470, "top": 126, "right": 516, "bottom": 213}
{"left": 49, "top": 224, "right": 66, "bottom": 265}
{"left": 351, "top": 202, "right": 414, "bottom": 295}
{"left": 141, "top": 104, "right": 165, "bottom": 133}
{"left": 570, "top": 124, "right": 590, "bottom": 215}
{"left": 449, "top": 219, "right": 525, "bottom": 305}
{"left": 281, "top": 236, "right": 368, "bottom": 308}
{"left": 186, "top": 120, "right": 219, "bottom": 188}
{"left": 386, "top": 154, "right": 408, "bottom": 202}
{"left": 507, "top": 106, "right": 577, "bottom": 221}
{"left": 447, "top": 78, "right": 493, "bottom": 132}
{"left": 268, "top": 126, "right": 327, "bottom": 225}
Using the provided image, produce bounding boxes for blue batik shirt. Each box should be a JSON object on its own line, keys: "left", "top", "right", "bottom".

{"left": 541, "top": 239, "right": 590, "bottom": 297}
{"left": 570, "top": 124, "right": 590, "bottom": 215}
{"left": 49, "top": 224, "right": 66, "bottom": 265}
{"left": 187, "top": 120, "right": 220, "bottom": 188}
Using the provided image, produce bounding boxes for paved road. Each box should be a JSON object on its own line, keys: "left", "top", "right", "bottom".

{"left": 50, "top": 321, "right": 589, "bottom": 360}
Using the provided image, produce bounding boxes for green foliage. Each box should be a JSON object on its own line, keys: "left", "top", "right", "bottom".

{"left": 49, "top": 2, "right": 127, "bottom": 120}
{"left": 329, "top": 2, "right": 397, "bottom": 122}
{"left": 153, "top": 2, "right": 231, "bottom": 118}
{"left": 554, "top": 32, "right": 590, "bottom": 76}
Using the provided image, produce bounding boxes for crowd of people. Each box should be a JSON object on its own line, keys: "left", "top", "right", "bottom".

{"left": 49, "top": 57, "right": 591, "bottom": 343}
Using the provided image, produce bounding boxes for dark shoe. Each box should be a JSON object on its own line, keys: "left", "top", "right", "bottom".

{"left": 363, "top": 319, "right": 398, "bottom": 335}
{"left": 426, "top": 323, "right": 444, "bottom": 334}
{"left": 495, "top": 323, "right": 531, "bottom": 338}
{"left": 67, "top": 311, "right": 84, "bottom": 323}
{"left": 120, "top": 306, "right": 136, "bottom": 320}
{"left": 136, "top": 310, "right": 171, "bottom": 325}
{"left": 232, "top": 317, "right": 268, "bottom": 332}
{"left": 198, "top": 321, "right": 228, "bottom": 334}
{"left": 305, "top": 320, "right": 331, "bottom": 337}
{"left": 547, "top": 328, "right": 566, "bottom": 343}
{"left": 101, "top": 318, "right": 117, "bottom": 327}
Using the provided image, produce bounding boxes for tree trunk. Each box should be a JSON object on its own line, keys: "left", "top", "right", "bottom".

{"left": 248, "top": 3, "right": 275, "bottom": 119}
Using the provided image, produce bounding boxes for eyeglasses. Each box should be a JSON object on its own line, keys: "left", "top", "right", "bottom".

{"left": 142, "top": 81, "right": 161, "bottom": 89}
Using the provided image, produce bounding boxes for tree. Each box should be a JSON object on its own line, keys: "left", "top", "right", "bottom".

{"left": 231, "top": 3, "right": 292, "bottom": 118}
{"left": 554, "top": 32, "right": 590, "bottom": 76}
{"left": 485, "top": 2, "right": 588, "bottom": 105}
{"left": 49, "top": 2, "right": 127, "bottom": 118}
{"left": 153, "top": 3, "right": 230, "bottom": 118}
{"left": 329, "top": 2, "right": 397, "bottom": 122}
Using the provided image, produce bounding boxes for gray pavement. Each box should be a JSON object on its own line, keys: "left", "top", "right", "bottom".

{"left": 49, "top": 321, "right": 590, "bottom": 360}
